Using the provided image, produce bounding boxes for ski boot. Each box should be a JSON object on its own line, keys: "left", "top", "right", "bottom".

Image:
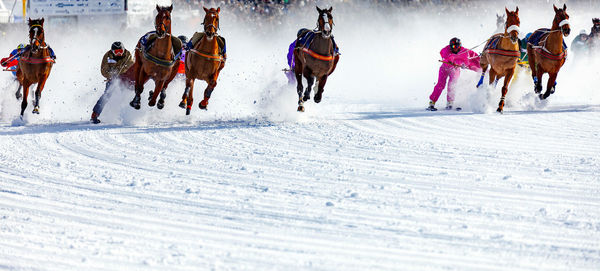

{"left": 426, "top": 100, "right": 437, "bottom": 111}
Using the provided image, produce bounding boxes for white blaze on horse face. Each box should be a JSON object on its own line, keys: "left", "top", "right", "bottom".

{"left": 322, "top": 13, "right": 331, "bottom": 32}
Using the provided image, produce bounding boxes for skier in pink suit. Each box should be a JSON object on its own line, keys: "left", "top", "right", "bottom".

{"left": 428, "top": 38, "right": 481, "bottom": 111}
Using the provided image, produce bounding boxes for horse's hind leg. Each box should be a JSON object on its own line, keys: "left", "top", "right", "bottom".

{"left": 149, "top": 81, "right": 165, "bottom": 107}
{"left": 130, "top": 69, "right": 148, "bottom": 110}
{"left": 314, "top": 75, "right": 328, "bottom": 104}
{"left": 181, "top": 77, "right": 195, "bottom": 115}
{"left": 294, "top": 51, "right": 305, "bottom": 111}
{"left": 15, "top": 83, "right": 22, "bottom": 100}
{"left": 477, "top": 53, "right": 489, "bottom": 88}
{"left": 199, "top": 78, "right": 217, "bottom": 110}
{"left": 498, "top": 70, "right": 514, "bottom": 113}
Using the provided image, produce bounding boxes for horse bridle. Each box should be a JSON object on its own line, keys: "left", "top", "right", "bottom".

{"left": 317, "top": 12, "right": 333, "bottom": 38}
{"left": 155, "top": 11, "right": 171, "bottom": 38}
{"left": 29, "top": 24, "right": 47, "bottom": 53}
{"left": 203, "top": 12, "right": 220, "bottom": 37}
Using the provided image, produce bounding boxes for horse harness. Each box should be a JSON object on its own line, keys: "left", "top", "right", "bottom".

{"left": 22, "top": 24, "right": 54, "bottom": 64}
{"left": 529, "top": 29, "right": 568, "bottom": 61}
{"left": 485, "top": 34, "right": 520, "bottom": 58}
{"left": 298, "top": 30, "right": 338, "bottom": 62}
{"left": 188, "top": 32, "right": 226, "bottom": 62}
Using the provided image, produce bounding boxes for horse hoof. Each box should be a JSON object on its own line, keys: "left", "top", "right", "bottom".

{"left": 129, "top": 100, "right": 140, "bottom": 110}
{"left": 32, "top": 108, "right": 40, "bottom": 114}
{"left": 199, "top": 100, "right": 208, "bottom": 110}
{"left": 186, "top": 108, "right": 191, "bottom": 115}
{"left": 314, "top": 94, "right": 322, "bottom": 103}
{"left": 297, "top": 105, "right": 305, "bottom": 112}
{"left": 302, "top": 95, "right": 310, "bottom": 102}
{"left": 157, "top": 100, "right": 165, "bottom": 110}
{"left": 148, "top": 91, "right": 154, "bottom": 101}
{"left": 148, "top": 100, "right": 156, "bottom": 107}
{"left": 15, "top": 93, "right": 21, "bottom": 100}
{"left": 179, "top": 101, "right": 186, "bottom": 109}
{"left": 496, "top": 108, "right": 503, "bottom": 114}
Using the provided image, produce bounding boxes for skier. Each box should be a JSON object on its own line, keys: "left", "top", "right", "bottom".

{"left": 427, "top": 38, "right": 481, "bottom": 111}
{"left": 1, "top": 44, "right": 26, "bottom": 99}
{"left": 90, "top": 42, "right": 134, "bottom": 124}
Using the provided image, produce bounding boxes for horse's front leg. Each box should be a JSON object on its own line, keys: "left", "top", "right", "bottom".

{"left": 498, "top": 69, "right": 514, "bottom": 113}
{"left": 314, "top": 75, "right": 328, "bottom": 104}
{"left": 15, "top": 83, "right": 22, "bottom": 100}
{"left": 302, "top": 67, "right": 314, "bottom": 102}
{"left": 199, "top": 77, "right": 217, "bottom": 110}
{"left": 149, "top": 81, "right": 165, "bottom": 107}
{"left": 541, "top": 72, "right": 558, "bottom": 100}
{"left": 20, "top": 82, "right": 31, "bottom": 117}
{"left": 534, "top": 69, "right": 544, "bottom": 95}
{"left": 294, "top": 51, "right": 305, "bottom": 111}
{"left": 130, "top": 69, "right": 147, "bottom": 110}
{"left": 32, "top": 74, "right": 49, "bottom": 114}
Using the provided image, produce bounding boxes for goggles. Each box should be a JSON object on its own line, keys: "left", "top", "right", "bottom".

{"left": 112, "top": 49, "right": 124, "bottom": 56}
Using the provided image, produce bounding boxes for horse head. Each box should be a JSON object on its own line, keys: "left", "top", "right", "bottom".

{"left": 28, "top": 18, "right": 45, "bottom": 54}
{"left": 552, "top": 4, "right": 570, "bottom": 37}
{"left": 202, "top": 7, "right": 220, "bottom": 39}
{"left": 504, "top": 7, "right": 520, "bottom": 44}
{"left": 591, "top": 18, "right": 600, "bottom": 37}
{"left": 155, "top": 5, "right": 172, "bottom": 39}
{"left": 316, "top": 6, "right": 333, "bottom": 38}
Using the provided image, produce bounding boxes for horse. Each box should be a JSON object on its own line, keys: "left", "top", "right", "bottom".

{"left": 527, "top": 4, "right": 570, "bottom": 100}
{"left": 479, "top": 7, "right": 521, "bottom": 113}
{"left": 179, "top": 7, "right": 226, "bottom": 115}
{"left": 495, "top": 13, "right": 506, "bottom": 34}
{"left": 129, "top": 5, "right": 182, "bottom": 110}
{"left": 293, "top": 6, "right": 340, "bottom": 112}
{"left": 586, "top": 18, "right": 600, "bottom": 50}
{"left": 16, "top": 18, "right": 55, "bottom": 117}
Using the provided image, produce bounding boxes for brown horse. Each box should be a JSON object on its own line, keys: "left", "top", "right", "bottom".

{"left": 179, "top": 7, "right": 226, "bottom": 115}
{"left": 527, "top": 4, "right": 570, "bottom": 100}
{"left": 16, "top": 18, "right": 55, "bottom": 116}
{"left": 294, "top": 6, "right": 340, "bottom": 112}
{"left": 129, "top": 5, "right": 182, "bottom": 110}
{"left": 479, "top": 7, "right": 520, "bottom": 113}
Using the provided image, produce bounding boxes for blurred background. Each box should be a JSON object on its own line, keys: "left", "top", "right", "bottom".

{"left": 0, "top": 0, "right": 599, "bottom": 124}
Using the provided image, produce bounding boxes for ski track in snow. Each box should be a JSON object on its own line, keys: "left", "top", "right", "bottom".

{"left": 0, "top": 106, "right": 599, "bottom": 270}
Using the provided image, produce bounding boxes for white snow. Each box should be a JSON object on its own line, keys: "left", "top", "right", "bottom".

{"left": 0, "top": 2, "right": 599, "bottom": 270}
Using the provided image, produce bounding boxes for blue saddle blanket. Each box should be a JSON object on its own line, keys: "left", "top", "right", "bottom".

{"left": 528, "top": 28, "right": 567, "bottom": 49}
{"left": 296, "top": 30, "right": 340, "bottom": 55}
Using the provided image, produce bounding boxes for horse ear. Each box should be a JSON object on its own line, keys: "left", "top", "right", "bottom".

{"left": 563, "top": 4, "right": 567, "bottom": 11}
{"left": 156, "top": 5, "right": 161, "bottom": 12}
{"left": 515, "top": 7, "right": 519, "bottom": 14}
{"left": 505, "top": 7, "right": 509, "bottom": 15}
{"left": 168, "top": 4, "right": 173, "bottom": 12}
{"left": 217, "top": 7, "right": 220, "bottom": 13}
{"left": 316, "top": 6, "right": 322, "bottom": 13}
{"left": 553, "top": 4, "right": 558, "bottom": 13}
{"left": 327, "top": 7, "right": 332, "bottom": 13}
{"left": 28, "top": 18, "right": 31, "bottom": 24}
{"left": 41, "top": 18, "right": 44, "bottom": 25}
{"left": 203, "top": 7, "right": 209, "bottom": 13}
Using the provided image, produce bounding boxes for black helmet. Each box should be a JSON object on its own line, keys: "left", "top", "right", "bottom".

{"left": 449, "top": 37, "right": 461, "bottom": 48}
{"left": 177, "top": 35, "right": 188, "bottom": 44}
{"left": 111, "top": 41, "right": 124, "bottom": 51}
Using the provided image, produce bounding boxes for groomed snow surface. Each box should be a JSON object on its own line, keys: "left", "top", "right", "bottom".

{"left": 1, "top": 2, "right": 599, "bottom": 270}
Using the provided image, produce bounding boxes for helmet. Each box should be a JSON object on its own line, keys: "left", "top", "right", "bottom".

{"left": 580, "top": 29, "right": 587, "bottom": 35}
{"left": 111, "top": 41, "right": 124, "bottom": 51}
{"left": 111, "top": 41, "right": 124, "bottom": 56}
{"left": 449, "top": 37, "right": 461, "bottom": 51}
{"left": 177, "top": 35, "right": 188, "bottom": 44}
{"left": 593, "top": 18, "right": 600, "bottom": 25}
{"left": 17, "top": 44, "right": 25, "bottom": 50}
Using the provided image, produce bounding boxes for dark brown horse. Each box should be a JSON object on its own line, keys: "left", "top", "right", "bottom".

{"left": 16, "top": 18, "right": 55, "bottom": 116}
{"left": 480, "top": 7, "right": 520, "bottom": 113}
{"left": 527, "top": 4, "right": 570, "bottom": 100}
{"left": 294, "top": 6, "right": 340, "bottom": 112}
{"left": 179, "top": 7, "right": 226, "bottom": 115}
{"left": 129, "top": 5, "right": 181, "bottom": 110}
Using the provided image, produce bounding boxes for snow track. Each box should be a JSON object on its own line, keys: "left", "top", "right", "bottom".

{"left": 1, "top": 106, "right": 599, "bottom": 270}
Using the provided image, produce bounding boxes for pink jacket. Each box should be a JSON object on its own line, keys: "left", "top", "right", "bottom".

{"left": 440, "top": 45, "right": 481, "bottom": 72}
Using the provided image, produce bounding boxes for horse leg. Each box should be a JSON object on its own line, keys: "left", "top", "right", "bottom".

{"left": 542, "top": 73, "right": 558, "bottom": 100}
{"left": 20, "top": 82, "right": 31, "bottom": 117}
{"left": 15, "top": 83, "right": 22, "bottom": 100}
{"left": 314, "top": 75, "right": 328, "bottom": 104}
{"left": 498, "top": 70, "right": 514, "bottom": 113}
{"left": 534, "top": 69, "right": 544, "bottom": 95}
{"left": 183, "top": 78, "right": 195, "bottom": 115}
{"left": 477, "top": 54, "right": 489, "bottom": 88}
{"left": 303, "top": 67, "right": 315, "bottom": 102}
{"left": 294, "top": 51, "right": 305, "bottom": 112}
{"left": 130, "top": 69, "right": 147, "bottom": 110}
{"left": 157, "top": 87, "right": 167, "bottom": 109}
{"left": 148, "top": 81, "right": 165, "bottom": 107}
{"left": 32, "top": 75, "right": 49, "bottom": 114}
{"left": 528, "top": 48, "right": 542, "bottom": 94}
{"left": 488, "top": 68, "right": 497, "bottom": 85}
{"left": 199, "top": 79, "right": 216, "bottom": 110}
